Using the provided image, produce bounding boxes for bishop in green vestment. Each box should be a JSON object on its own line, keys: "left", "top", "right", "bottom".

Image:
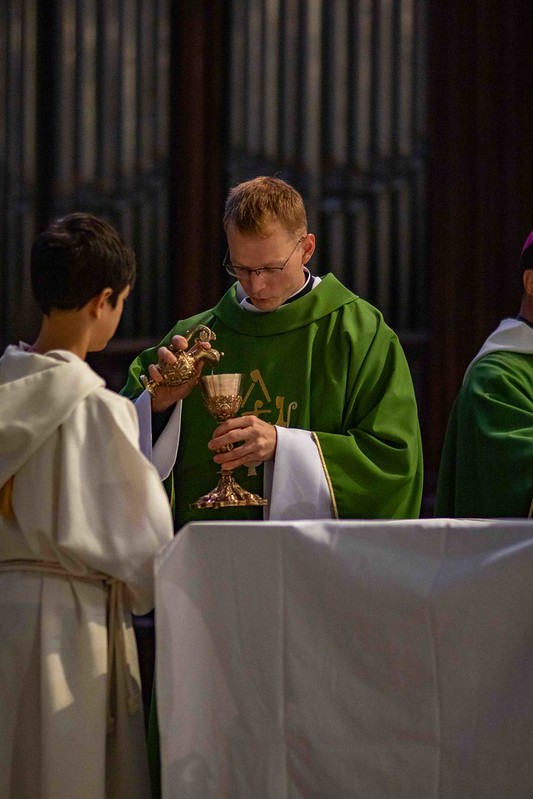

{"left": 436, "top": 230, "right": 533, "bottom": 518}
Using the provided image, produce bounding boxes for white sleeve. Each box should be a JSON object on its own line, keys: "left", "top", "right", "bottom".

{"left": 134, "top": 391, "right": 183, "bottom": 480}
{"left": 264, "top": 426, "right": 333, "bottom": 520}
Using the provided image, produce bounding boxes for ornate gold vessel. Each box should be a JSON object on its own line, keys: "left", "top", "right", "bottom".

{"left": 191, "top": 373, "right": 268, "bottom": 509}
{"left": 140, "top": 324, "right": 222, "bottom": 397}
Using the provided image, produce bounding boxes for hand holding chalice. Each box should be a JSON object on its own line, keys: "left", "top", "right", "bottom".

{"left": 191, "top": 373, "right": 268, "bottom": 509}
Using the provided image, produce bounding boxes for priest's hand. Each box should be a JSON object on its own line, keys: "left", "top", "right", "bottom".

{"left": 208, "top": 415, "right": 277, "bottom": 470}
{"left": 148, "top": 335, "right": 210, "bottom": 412}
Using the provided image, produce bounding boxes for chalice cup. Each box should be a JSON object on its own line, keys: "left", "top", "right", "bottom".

{"left": 191, "top": 373, "right": 268, "bottom": 509}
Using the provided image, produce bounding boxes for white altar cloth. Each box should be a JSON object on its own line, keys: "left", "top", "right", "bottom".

{"left": 155, "top": 518, "right": 533, "bottom": 798}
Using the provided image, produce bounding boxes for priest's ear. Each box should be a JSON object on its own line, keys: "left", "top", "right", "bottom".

{"left": 523, "top": 269, "right": 533, "bottom": 297}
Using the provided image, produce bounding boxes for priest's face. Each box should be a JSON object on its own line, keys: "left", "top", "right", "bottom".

{"left": 225, "top": 223, "right": 315, "bottom": 311}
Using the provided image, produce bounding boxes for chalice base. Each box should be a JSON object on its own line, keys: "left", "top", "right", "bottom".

{"left": 191, "top": 471, "right": 268, "bottom": 509}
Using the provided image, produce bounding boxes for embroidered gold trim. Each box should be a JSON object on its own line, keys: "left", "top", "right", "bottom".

{"left": 311, "top": 432, "right": 338, "bottom": 519}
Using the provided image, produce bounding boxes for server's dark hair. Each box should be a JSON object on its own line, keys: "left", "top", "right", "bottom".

{"left": 31, "top": 213, "right": 136, "bottom": 314}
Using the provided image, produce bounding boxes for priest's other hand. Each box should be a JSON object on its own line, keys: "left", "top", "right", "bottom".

{"left": 209, "top": 415, "right": 277, "bottom": 469}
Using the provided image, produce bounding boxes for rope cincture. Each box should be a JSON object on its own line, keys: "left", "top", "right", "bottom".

{"left": 0, "top": 559, "right": 140, "bottom": 733}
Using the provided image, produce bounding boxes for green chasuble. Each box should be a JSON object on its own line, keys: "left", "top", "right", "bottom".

{"left": 123, "top": 273, "right": 423, "bottom": 524}
{"left": 435, "top": 349, "right": 533, "bottom": 518}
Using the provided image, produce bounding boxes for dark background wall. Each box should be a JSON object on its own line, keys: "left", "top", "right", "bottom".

{"left": 1, "top": 0, "right": 533, "bottom": 512}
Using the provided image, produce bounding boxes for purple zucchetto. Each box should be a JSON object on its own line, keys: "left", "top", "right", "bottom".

{"left": 521, "top": 230, "right": 533, "bottom": 255}
{"left": 519, "top": 229, "right": 533, "bottom": 274}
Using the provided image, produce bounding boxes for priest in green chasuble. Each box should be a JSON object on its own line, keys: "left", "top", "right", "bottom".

{"left": 122, "top": 175, "right": 424, "bottom": 798}
{"left": 123, "top": 176, "right": 424, "bottom": 526}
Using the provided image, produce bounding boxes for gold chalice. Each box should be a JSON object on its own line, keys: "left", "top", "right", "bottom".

{"left": 191, "top": 373, "right": 268, "bottom": 509}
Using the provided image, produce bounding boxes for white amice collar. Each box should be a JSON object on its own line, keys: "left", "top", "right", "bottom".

{"left": 463, "top": 317, "right": 533, "bottom": 381}
{"left": 237, "top": 269, "right": 322, "bottom": 312}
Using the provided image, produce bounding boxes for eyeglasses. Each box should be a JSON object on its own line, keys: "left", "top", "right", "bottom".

{"left": 224, "top": 236, "right": 305, "bottom": 279}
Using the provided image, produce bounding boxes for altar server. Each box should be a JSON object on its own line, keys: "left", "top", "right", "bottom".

{"left": 0, "top": 213, "right": 199, "bottom": 799}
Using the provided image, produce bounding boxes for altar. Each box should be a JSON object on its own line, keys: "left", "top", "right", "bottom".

{"left": 154, "top": 518, "right": 533, "bottom": 798}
